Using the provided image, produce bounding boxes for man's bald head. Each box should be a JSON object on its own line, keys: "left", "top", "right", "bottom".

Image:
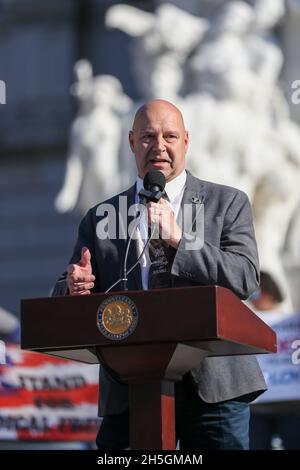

{"left": 129, "top": 99, "right": 189, "bottom": 181}
{"left": 132, "top": 99, "right": 186, "bottom": 132}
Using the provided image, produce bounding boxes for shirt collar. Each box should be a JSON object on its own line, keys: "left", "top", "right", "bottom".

{"left": 136, "top": 170, "right": 187, "bottom": 203}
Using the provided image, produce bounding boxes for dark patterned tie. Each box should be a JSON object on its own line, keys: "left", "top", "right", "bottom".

{"left": 148, "top": 238, "right": 176, "bottom": 289}
{"left": 148, "top": 193, "right": 176, "bottom": 289}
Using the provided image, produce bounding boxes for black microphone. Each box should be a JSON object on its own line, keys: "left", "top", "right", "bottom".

{"left": 139, "top": 170, "right": 166, "bottom": 205}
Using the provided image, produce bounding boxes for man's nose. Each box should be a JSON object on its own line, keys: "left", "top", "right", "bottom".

{"left": 153, "top": 135, "right": 166, "bottom": 152}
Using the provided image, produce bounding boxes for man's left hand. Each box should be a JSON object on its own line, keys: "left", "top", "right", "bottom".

{"left": 147, "top": 198, "right": 182, "bottom": 248}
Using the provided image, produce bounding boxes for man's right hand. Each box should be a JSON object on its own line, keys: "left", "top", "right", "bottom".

{"left": 67, "top": 247, "right": 95, "bottom": 295}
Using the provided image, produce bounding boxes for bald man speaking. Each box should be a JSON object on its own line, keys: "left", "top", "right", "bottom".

{"left": 53, "top": 100, "right": 266, "bottom": 450}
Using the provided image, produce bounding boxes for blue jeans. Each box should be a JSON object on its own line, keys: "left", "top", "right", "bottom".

{"left": 97, "top": 377, "right": 250, "bottom": 450}
{"left": 175, "top": 395, "right": 250, "bottom": 450}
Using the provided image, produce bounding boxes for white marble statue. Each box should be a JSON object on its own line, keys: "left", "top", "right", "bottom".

{"left": 69, "top": 59, "right": 93, "bottom": 103}
{"left": 55, "top": 61, "right": 132, "bottom": 214}
{"left": 105, "top": 3, "right": 208, "bottom": 100}
{"left": 189, "top": 0, "right": 283, "bottom": 107}
{"left": 281, "top": 1, "right": 300, "bottom": 275}
{"left": 184, "top": 0, "right": 300, "bottom": 309}
{"left": 279, "top": 120, "right": 300, "bottom": 267}
{"left": 187, "top": 1, "right": 268, "bottom": 190}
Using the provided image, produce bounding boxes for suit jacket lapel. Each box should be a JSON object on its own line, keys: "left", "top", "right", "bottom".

{"left": 177, "top": 171, "right": 205, "bottom": 234}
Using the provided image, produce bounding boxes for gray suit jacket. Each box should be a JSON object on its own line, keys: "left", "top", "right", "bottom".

{"left": 53, "top": 172, "right": 267, "bottom": 415}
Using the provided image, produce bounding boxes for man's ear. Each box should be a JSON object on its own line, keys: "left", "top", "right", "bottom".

{"left": 129, "top": 130, "right": 135, "bottom": 153}
{"left": 184, "top": 130, "right": 189, "bottom": 153}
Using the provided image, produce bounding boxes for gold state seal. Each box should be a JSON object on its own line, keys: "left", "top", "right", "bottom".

{"left": 97, "top": 295, "right": 138, "bottom": 340}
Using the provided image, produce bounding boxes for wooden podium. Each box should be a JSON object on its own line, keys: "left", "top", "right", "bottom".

{"left": 21, "top": 285, "right": 276, "bottom": 450}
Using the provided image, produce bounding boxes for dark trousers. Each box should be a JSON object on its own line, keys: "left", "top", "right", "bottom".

{"left": 96, "top": 375, "right": 250, "bottom": 450}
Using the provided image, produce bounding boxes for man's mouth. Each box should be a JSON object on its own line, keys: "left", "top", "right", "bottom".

{"left": 149, "top": 159, "right": 171, "bottom": 164}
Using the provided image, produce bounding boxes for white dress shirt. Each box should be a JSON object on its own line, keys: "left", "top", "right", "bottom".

{"left": 135, "top": 170, "right": 187, "bottom": 290}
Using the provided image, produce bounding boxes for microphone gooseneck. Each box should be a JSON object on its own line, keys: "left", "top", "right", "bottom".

{"left": 121, "top": 171, "right": 166, "bottom": 291}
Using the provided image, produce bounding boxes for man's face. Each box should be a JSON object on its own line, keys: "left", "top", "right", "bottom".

{"left": 129, "top": 101, "right": 189, "bottom": 182}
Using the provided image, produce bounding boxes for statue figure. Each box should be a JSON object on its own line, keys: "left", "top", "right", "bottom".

{"left": 105, "top": 3, "right": 208, "bottom": 100}
{"left": 55, "top": 61, "right": 132, "bottom": 214}
{"left": 186, "top": 0, "right": 300, "bottom": 309}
